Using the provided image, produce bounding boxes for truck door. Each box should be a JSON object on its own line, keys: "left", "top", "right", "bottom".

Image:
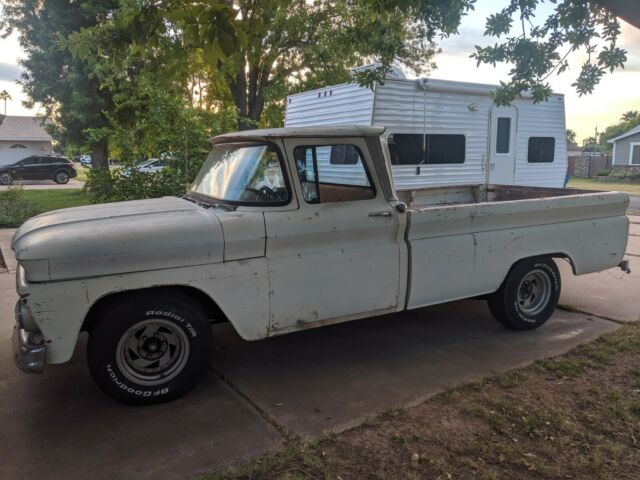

{"left": 489, "top": 106, "right": 517, "bottom": 185}
{"left": 264, "top": 137, "right": 402, "bottom": 333}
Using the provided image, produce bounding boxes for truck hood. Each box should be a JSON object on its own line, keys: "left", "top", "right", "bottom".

{"left": 12, "top": 197, "right": 225, "bottom": 282}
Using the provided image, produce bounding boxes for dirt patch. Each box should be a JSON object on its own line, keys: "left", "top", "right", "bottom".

{"left": 205, "top": 322, "right": 640, "bottom": 480}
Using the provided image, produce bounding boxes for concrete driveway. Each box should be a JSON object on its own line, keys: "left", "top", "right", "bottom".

{"left": 629, "top": 194, "right": 640, "bottom": 214}
{"left": 0, "top": 220, "right": 638, "bottom": 480}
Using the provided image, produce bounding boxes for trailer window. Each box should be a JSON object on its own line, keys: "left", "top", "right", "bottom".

{"left": 388, "top": 134, "right": 465, "bottom": 165}
{"left": 427, "top": 134, "right": 465, "bottom": 164}
{"left": 630, "top": 144, "right": 640, "bottom": 165}
{"left": 294, "top": 145, "right": 375, "bottom": 203}
{"left": 496, "top": 118, "right": 511, "bottom": 154}
{"left": 528, "top": 137, "right": 555, "bottom": 163}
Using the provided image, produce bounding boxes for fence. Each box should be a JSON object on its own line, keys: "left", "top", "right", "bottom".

{"left": 567, "top": 155, "right": 612, "bottom": 178}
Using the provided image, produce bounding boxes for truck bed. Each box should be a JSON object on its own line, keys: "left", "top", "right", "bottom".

{"left": 397, "top": 184, "right": 601, "bottom": 208}
{"left": 400, "top": 184, "right": 629, "bottom": 310}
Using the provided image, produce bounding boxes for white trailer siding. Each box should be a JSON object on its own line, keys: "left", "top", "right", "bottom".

{"left": 285, "top": 77, "right": 567, "bottom": 189}
{"left": 285, "top": 82, "right": 374, "bottom": 127}
{"left": 372, "top": 79, "right": 493, "bottom": 189}
{"left": 513, "top": 96, "right": 567, "bottom": 187}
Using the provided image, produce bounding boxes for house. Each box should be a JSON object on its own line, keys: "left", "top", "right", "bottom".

{"left": 608, "top": 125, "right": 640, "bottom": 171}
{"left": 567, "top": 142, "right": 582, "bottom": 158}
{"left": 0, "top": 115, "right": 53, "bottom": 167}
{"left": 285, "top": 71, "right": 567, "bottom": 189}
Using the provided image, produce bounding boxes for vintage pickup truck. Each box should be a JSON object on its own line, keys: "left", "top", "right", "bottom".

{"left": 12, "top": 126, "right": 630, "bottom": 404}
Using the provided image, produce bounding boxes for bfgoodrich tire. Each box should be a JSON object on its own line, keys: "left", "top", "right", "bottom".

{"left": 87, "top": 290, "right": 212, "bottom": 405}
{"left": 487, "top": 256, "right": 561, "bottom": 330}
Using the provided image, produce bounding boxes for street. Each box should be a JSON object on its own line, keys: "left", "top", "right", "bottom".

{"left": 0, "top": 217, "right": 639, "bottom": 479}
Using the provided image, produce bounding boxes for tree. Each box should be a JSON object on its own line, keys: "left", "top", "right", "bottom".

{"left": 70, "top": 0, "right": 474, "bottom": 130}
{"left": 3, "top": 0, "right": 635, "bottom": 157}
{"left": 0, "top": 0, "right": 119, "bottom": 169}
{"left": 471, "top": 0, "right": 629, "bottom": 105}
{"left": 598, "top": 110, "right": 640, "bottom": 149}
{"left": 0, "top": 90, "right": 10, "bottom": 115}
{"left": 566, "top": 129, "right": 577, "bottom": 145}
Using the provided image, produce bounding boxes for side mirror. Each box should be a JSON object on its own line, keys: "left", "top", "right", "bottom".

{"left": 395, "top": 202, "right": 407, "bottom": 213}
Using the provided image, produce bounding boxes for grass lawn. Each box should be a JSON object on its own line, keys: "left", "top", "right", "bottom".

{"left": 0, "top": 188, "right": 91, "bottom": 228}
{"left": 207, "top": 321, "right": 640, "bottom": 480}
{"left": 568, "top": 177, "right": 640, "bottom": 195}
{"left": 75, "top": 165, "right": 90, "bottom": 182}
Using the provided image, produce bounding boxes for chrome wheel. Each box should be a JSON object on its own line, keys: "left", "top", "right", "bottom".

{"left": 0, "top": 173, "right": 12, "bottom": 185}
{"left": 517, "top": 270, "right": 552, "bottom": 316}
{"left": 116, "top": 319, "right": 190, "bottom": 386}
{"left": 55, "top": 171, "right": 69, "bottom": 183}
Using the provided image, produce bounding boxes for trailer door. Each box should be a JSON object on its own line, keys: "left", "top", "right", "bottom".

{"left": 489, "top": 106, "right": 517, "bottom": 185}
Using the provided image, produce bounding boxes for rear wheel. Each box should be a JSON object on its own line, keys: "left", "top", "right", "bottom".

{"left": 0, "top": 173, "right": 13, "bottom": 185}
{"left": 487, "top": 256, "right": 560, "bottom": 330}
{"left": 53, "top": 170, "right": 70, "bottom": 184}
{"left": 87, "top": 290, "right": 212, "bottom": 405}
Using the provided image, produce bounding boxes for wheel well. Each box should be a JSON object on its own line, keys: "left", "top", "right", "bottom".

{"left": 491, "top": 253, "right": 576, "bottom": 295}
{"left": 81, "top": 286, "right": 229, "bottom": 333}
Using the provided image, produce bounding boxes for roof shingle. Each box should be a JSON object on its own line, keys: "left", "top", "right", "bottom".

{"left": 0, "top": 115, "right": 53, "bottom": 142}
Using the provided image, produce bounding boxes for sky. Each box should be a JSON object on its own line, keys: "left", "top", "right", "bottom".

{"left": 0, "top": 0, "right": 638, "bottom": 143}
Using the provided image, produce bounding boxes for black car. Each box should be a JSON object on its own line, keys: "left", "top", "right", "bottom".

{"left": 0, "top": 155, "right": 77, "bottom": 185}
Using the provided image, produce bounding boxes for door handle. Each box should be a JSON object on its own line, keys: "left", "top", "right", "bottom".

{"left": 369, "top": 211, "right": 393, "bottom": 217}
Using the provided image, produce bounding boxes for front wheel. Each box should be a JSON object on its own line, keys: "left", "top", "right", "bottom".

{"left": 87, "top": 290, "right": 212, "bottom": 405}
{"left": 487, "top": 256, "right": 561, "bottom": 330}
{"left": 0, "top": 173, "right": 13, "bottom": 185}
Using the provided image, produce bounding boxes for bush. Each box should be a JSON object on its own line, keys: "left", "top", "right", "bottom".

{"left": 0, "top": 185, "right": 37, "bottom": 227}
{"left": 610, "top": 170, "right": 640, "bottom": 181}
{"left": 595, "top": 170, "right": 611, "bottom": 176}
{"left": 84, "top": 167, "right": 188, "bottom": 203}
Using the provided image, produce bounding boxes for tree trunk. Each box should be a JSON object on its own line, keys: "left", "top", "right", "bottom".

{"left": 91, "top": 141, "right": 109, "bottom": 170}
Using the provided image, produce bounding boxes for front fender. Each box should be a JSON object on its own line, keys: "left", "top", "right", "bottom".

{"left": 22, "top": 258, "right": 270, "bottom": 365}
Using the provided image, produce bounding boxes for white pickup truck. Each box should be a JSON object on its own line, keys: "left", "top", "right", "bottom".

{"left": 12, "top": 126, "right": 630, "bottom": 404}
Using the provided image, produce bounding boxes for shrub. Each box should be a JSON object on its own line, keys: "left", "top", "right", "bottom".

{"left": 610, "top": 170, "right": 640, "bottom": 181}
{"left": 595, "top": 170, "right": 611, "bottom": 176}
{"left": 0, "top": 185, "right": 37, "bottom": 227}
{"left": 84, "top": 167, "right": 188, "bottom": 203}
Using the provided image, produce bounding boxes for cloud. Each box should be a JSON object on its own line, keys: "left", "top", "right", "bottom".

{"left": 0, "top": 62, "right": 22, "bottom": 82}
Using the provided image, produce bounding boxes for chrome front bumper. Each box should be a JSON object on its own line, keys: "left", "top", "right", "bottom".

{"left": 12, "top": 300, "right": 45, "bottom": 373}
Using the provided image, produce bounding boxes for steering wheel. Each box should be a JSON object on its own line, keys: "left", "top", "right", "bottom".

{"left": 244, "top": 186, "right": 276, "bottom": 201}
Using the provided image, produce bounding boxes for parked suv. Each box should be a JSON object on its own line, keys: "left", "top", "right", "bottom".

{"left": 0, "top": 155, "right": 77, "bottom": 185}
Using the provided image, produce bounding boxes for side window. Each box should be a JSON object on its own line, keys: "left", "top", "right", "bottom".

{"left": 630, "top": 144, "right": 640, "bottom": 165}
{"left": 388, "top": 134, "right": 465, "bottom": 165}
{"left": 21, "top": 157, "right": 40, "bottom": 166}
{"left": 294, "top": 145, "right": 375, "bottom": 204}
{"left": 427, "top": 134, "right": 465, "bottom": 164}
{"left": 330, "top": 144, "right": 362, "bottom": 165}
{"left": 39, "top": 156, "right": 52, "bottom": 165}
{"left": 496, "top": 118, "right": 511, "bottom": 154}
{"left": 528, "top": 137, "right": 555, "bottom": 163}
{"left": 387, "top": 134, "right": 423, "bottom": 165}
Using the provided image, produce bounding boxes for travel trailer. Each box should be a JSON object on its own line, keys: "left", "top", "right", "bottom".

{"left": 284, "top": 70, "right": 567, "bottom": 189}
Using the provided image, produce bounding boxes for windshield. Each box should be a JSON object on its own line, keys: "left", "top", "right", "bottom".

{"left": 189, "top": 142, "right": 289, "bottom": 205}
